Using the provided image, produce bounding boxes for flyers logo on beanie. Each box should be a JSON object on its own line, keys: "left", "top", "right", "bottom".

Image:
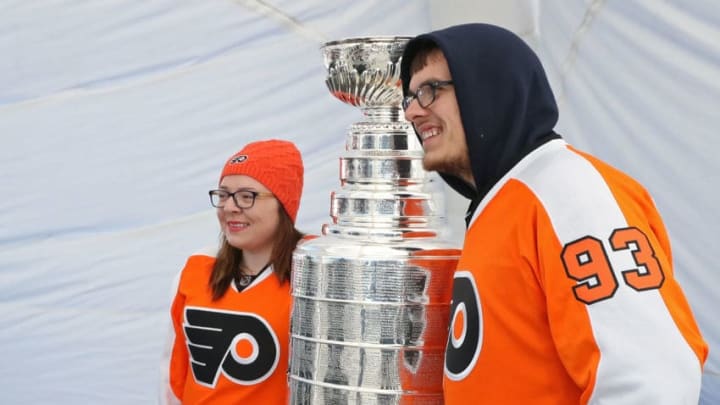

{"left": 229, "top": 155, "right": 248, "bottom": 164}
{"left": 445, "top": 271, "right": 482, "bottom": 381}
{"left": 183, "top": 307, "right": 279, "bottom": 387}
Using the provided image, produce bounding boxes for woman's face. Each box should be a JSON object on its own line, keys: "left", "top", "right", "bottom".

{"left": 216, "top": 174, "right": 280, "bottom": 256}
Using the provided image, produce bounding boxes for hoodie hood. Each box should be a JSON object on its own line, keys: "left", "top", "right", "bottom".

{"left": 400, "top": 23, "right": 560, "bottom": 206}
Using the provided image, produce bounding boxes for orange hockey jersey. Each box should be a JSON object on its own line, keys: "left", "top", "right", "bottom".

{"left": 443, "top": 140, "right": 708, "bottom": 404}
{"left": 162, "top": 252, "right": 291, "bottom": 404}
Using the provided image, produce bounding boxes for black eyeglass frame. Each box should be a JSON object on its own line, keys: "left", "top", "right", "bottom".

{"left": 402, "top": 80, "right": 454, "bottom": 111}
{"left": 208, "top": 189, "right": 274, "bottom": 209}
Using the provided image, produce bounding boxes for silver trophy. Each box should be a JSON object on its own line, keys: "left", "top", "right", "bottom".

{"left": 289, "top": 37, "right": 461, "bottom": 404}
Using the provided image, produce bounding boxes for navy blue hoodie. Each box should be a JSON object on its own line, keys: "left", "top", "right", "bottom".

{"left": 400, "top": 24, "right": 560, "bottom": 222}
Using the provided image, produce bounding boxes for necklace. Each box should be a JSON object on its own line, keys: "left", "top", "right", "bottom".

{"left": 234, "top": 264, "right": 271, "bottom": 291}
{"left": 237, "top": 274, "right": 255, "bottom": 287}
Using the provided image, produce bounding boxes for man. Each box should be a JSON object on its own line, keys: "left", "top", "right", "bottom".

{"left": 400, "top": 23, "right": 707, "bottom": 404}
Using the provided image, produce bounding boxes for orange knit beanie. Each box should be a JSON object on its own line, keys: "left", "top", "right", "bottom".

{"left": 219, "top": 139, "right": 304, "bottom": 223}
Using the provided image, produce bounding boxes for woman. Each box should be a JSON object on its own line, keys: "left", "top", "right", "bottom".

{"left": 162, "top": 139, "right": 304, "bottom": 404}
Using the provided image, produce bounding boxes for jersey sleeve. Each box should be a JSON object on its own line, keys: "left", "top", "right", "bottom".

{"left": 159, "top": 268, "right": 185, "bottom": 405}
{"left": 529, "top": 149, "right": 705, "bottom": 404}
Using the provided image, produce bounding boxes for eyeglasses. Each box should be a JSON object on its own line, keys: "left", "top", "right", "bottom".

{"left": 401, "top": 80, "right": 454, "bottom": 111}
{"left": 208, "top": 189, "right": 274, "bottom": 209}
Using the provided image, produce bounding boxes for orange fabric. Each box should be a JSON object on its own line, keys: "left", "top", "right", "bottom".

{"left": 444, "top": 181, "right": 584, "bottom": 404}
{"left": 168, "top": 254, "right": 291, "bottom": 404}
{"left": 396, "top": 249, "right": 460, "bottom": 396}
{"left": 576, "top": 147, "right": 709, "bottom": 366}
{"left": 220, "top": 139, "right": 304, "bottom": 222}
{"left": 443, "top": 143, "right": 707, "bottom": 404}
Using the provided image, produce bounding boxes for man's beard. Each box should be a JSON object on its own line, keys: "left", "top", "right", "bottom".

{"left": 423, "top": 152, "right": 472, "bottom": 183}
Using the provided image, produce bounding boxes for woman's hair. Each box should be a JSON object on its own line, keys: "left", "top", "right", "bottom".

{"left": 208, "top": 204, "right": 304, "bottom": 300}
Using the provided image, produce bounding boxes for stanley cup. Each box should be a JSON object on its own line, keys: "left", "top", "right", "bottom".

{"left": 289, "top": 37, "right": 461, "bottom": 404}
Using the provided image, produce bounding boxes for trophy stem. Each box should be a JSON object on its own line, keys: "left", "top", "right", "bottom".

{"left": 361, "top": 106, "right": 405, "bottom": 122}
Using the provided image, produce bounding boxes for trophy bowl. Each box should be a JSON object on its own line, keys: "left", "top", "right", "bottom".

{"left": 322, "top": 37, "right": 412, "bottom": 108}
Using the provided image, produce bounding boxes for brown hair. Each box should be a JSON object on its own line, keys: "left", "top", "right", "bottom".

{"left": 208, "top": 204, "right": 304, "bottom": 300}
{"left": 409, "top": 40, "right": 441, "bottom": 77}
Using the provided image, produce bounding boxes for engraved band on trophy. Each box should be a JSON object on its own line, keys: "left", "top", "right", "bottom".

{"left": 289, "top": 37, "right": 461, "bottom": 404}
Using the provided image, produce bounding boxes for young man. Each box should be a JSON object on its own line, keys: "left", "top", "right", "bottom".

{"left": 400, "top": 23, "right": 707, "bottom": 404}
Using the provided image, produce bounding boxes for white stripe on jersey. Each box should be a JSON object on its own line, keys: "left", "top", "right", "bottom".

{"left": 503, "top": 139, "right": 701, "bottom": 404}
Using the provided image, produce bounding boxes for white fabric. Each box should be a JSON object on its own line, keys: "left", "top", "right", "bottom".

{"left": 518, "top": 140, "right": 701, "bottom": 403}
{"left": 159, "top": 270, "right": 182, "bottom": 405}
{"left": 537, "top": 1, "right": 719, "bottom": 403}
{"left": 0, "top": 1, "right": 717, "bottom": 403}
{"left": 0, "top": 2, "right": 430, "bottom": 403}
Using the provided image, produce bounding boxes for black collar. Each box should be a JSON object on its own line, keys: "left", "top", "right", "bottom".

{"left": 234, "top": 264, "right": 270, "bottom": 292}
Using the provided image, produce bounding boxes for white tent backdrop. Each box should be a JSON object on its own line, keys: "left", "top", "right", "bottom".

{"left": 538, "top": 2, "right": 719, "bottom": 403}
{"left": 0, "top": 1, "right": 717, "bottom": 403}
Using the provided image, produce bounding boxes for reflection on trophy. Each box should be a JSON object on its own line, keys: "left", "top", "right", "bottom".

{"left": 289, "top": 37, "right": 461, "bottom": 404}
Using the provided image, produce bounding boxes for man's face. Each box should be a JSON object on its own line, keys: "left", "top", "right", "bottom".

{"left": 404, "top": 49, "right": 473, "bottom": 186}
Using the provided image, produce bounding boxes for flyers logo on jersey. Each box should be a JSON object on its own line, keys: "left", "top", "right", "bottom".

{"left": 183, "top": 307, "right": 279, "bottom": 387}
{"left": 445, "top": 271, "right": 482, "bottom": 381}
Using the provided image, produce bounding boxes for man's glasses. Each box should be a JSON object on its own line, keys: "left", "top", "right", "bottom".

{"left": 209, "top": 189, "right": 274, "bottom": 209}
{"left": 401, "top": 80, "right": 454, "bottom": 111}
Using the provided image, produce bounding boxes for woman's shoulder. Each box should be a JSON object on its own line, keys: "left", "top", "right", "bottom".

{"left": 178, "top": 246, "right": 218, "bottom": 280}
{"left": 189, "top": 245, "right": 219, "bottom": 259}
